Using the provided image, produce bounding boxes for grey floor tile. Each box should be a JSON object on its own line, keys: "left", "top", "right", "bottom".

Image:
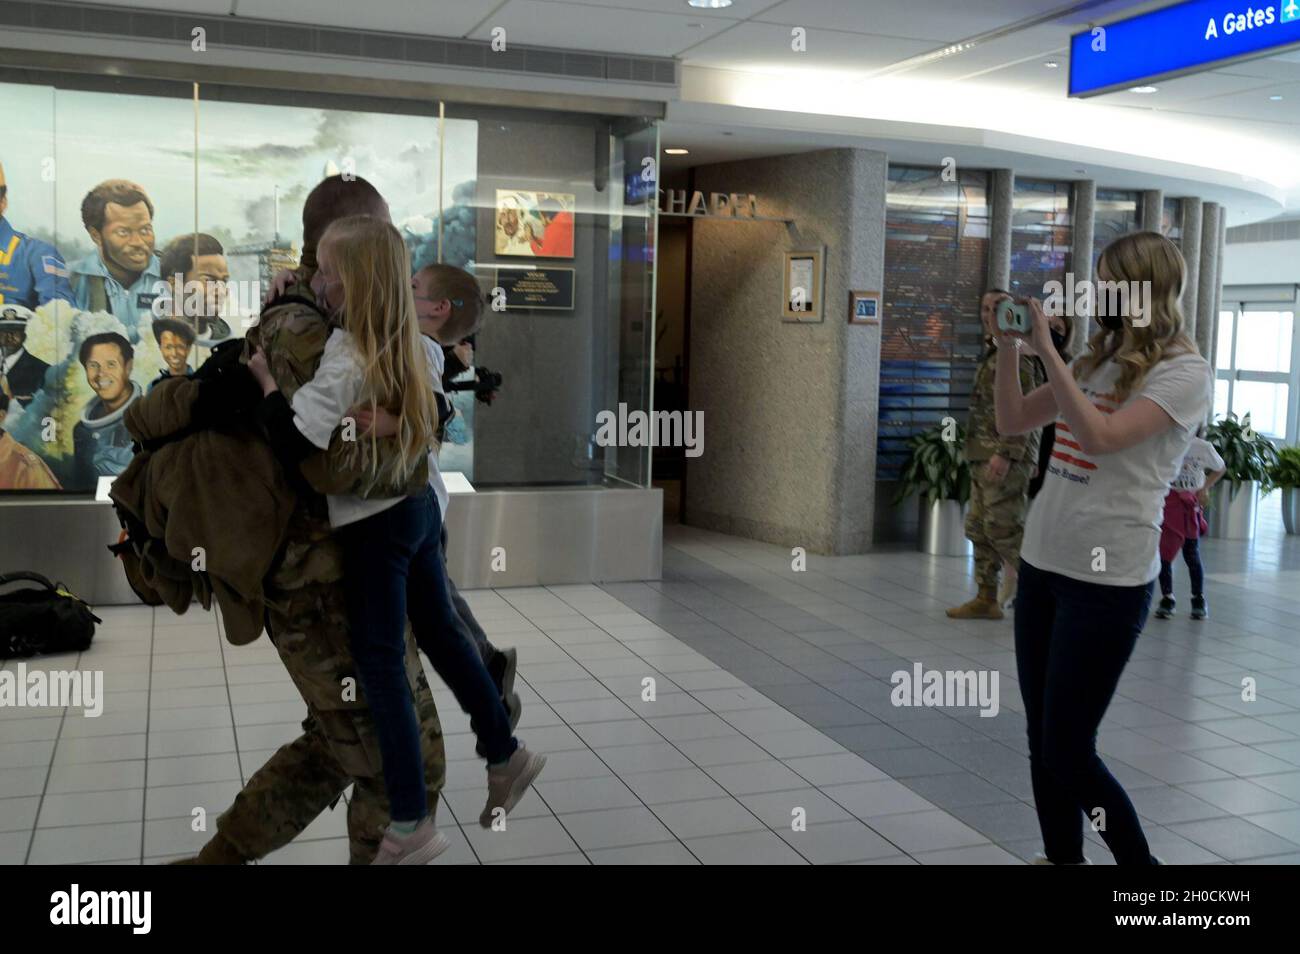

{"left": 865, "top": 810, "right": 989, "bottom": 853}
{"left": 587, "top": 841, "right": 700, "bottom": 864}
{"left": 38, "top": 788, "right": 144, "bottom": 828}
{"left": 462, "top": 816, "right": 581, "bottom": 862}
{"left": 557, "top": 805, "right": 676, "bottom": 850}
{"left": 621, "top": 767, "right": 727, "bottom": 804}
{"left": 914, "top": 843, "right": 1024, "bottom": 865}
{"left": 822, "top": 778, "right": 936, "bottom": 818}
{"left": 946, "top": 800, "right": 1041, "bottom": 843}
{"left": 902, "top": 772, "right": 1019, "bottom": 809}
{"left": 778, "top": 819, "right": 903, "bottom": 863}
{"left": 1166, "top": 816, "right": 1300, "bottom": 861}
{"left": 1180, "top": 778, "right": 1300, "bottom": 815}
{"left": 596, "top": 742, "right": 694, "bottom": 774}
{"left": 29, "top": 821, "right": 142, "bottom": 864}
{"left": 651, "top": 796, "right": 766, "bottom": 839}
{"left": 675, "top": 735, "right": 772, "bottom": 767}
{"left": 748, "top": 728, "right": 848, "bottom": 760}
{"left": 852, "top": 746, "right": 963, "bottom": 778}
{"left": 737, "top": 787, "right": 854, "bottom": 829}
{"left": 705, "top": 760, "right": 810, "bottom": 796}
{"left": 0, "top": 796, "right": 40, "bottom": 834}
{"left": 684, "top": 829, "right": 808, "bottom": 865}
{"left": 0, "top": 830, "right": 32, "bottom": 864}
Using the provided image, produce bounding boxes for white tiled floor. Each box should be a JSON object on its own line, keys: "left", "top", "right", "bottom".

{"left": 3, "top": 500, "right": 1299, "bottom": 864}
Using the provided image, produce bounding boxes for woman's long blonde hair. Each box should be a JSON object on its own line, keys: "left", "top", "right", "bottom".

{"left": 321, "top": 214, "right": 438, "bottom": 485}
{"left": 1073, "top": 230, "right": 1199, "bottom": 402}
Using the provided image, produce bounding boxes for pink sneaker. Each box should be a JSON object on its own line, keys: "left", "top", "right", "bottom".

{"left": 370, "top": 818, "right": 450, "bottom": 865}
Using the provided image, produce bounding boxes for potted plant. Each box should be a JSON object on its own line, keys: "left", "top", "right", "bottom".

{"left": 1269, "top": 445, "right": 1300, "bottom": 535}
{"left": 893, "top": 419, "right": 972, "bottom": 556}
{"left": 1205, "top": 412, "right": 1279, "bottom": 540}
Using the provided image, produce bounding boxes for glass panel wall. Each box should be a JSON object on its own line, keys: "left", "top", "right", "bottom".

{"left": 879, "top": 165, "right": 990, "bottom": 480}
{"left": 1093, "top": 188, "right": 1139, "bottom": 268}
{"left": 0, "top": 77, "right": 656, "bottom": 494}
{"left": 1010, "top": 178, "right": 1072, "bottom": 299}
{"left": 1162, "top": 196, "right": 1183, "bottom": 248}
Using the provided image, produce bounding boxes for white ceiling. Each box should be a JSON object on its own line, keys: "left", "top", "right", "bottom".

{"left": 52, "top": 0, "right": 1300, "bottom": 218}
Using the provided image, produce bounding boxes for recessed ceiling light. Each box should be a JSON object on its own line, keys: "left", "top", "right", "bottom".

{"left": 687, "top": 0, "right": 732, "bottom": 8}
{"left": 1269, "top": 94, "right": 1284, "bottom": 101}
{"left": 687, "top": 21, "right": 704, "bottom": 28}
{"left": 1130, "top": 85, "right": 1159, "bottom": 94}
{"left": 664, "top": 148, "right": 690, "bottom": 155}
{"left": 1044, "top": 61, "right": 1059, "bottom": 69}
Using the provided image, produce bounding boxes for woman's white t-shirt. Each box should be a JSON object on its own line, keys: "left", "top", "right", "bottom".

{"left": 1020, "top": 350, "right": 1213, "bottom": 586}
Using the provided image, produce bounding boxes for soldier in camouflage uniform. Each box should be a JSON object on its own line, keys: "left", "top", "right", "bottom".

{"left": 180, "top": 176, "right": 445, "bottom": 865}
{"left": 947, "top": 290, "right": 1047, "bottom": 622}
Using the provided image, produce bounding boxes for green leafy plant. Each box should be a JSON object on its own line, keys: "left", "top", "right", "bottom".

{"left": 1206, "top": 412, "right": 1279, "bottom": 499}
{"left": 893, "top": 419, "right": 971, "bottom": 506}
{"left": 1268, "top": 446, "right": 1300, "bottom": 490}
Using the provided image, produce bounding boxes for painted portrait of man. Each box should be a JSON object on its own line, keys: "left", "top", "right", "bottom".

{"left": 70, "top": 180, "right": 161, "bottom": 342}
{"left": 72, "top": 331, "right": 141, "bottom": 488}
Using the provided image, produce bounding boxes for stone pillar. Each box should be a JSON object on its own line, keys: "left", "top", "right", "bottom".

{"left": 1070, "top": 179, "right": 1096, "bottom": 353}
{"left": 1141, "top": 189, "right": 1164, "bottom": 233}
{"left": 988, "top": 169, "right": 1013, "bottom": 291}
{"left": 1180, "top": 197, "right": 1203, "bottom": 338}
{"left": 1197, "top": 202, "right": 1222, "bottom": 360}
{"left": 1209, "top": 214, "right": 1227, "bottom": 370}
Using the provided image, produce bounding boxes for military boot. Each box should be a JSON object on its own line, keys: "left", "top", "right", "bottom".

{"left": 946, "top": 586, "right": 1004, "bottom": 620}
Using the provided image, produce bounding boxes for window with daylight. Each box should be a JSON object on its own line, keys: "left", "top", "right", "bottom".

{"left": 879, "top": 165, "right": 990, "bottom": 481}
{"left": 1214, "top": 304, "right": 1296, "bottom": 440}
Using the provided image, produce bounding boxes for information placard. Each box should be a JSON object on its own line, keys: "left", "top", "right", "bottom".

{"left": 490, "top": 265, "right": 576, "bottom": 311}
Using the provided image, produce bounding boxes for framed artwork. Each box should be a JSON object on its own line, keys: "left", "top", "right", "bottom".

{"left": 849, "top": 290, "right": 881, "bottom": 324}
{"left": 494, "top": 189, "right": 576, "bottom": 258}
{"left": 783, "top": 247, "right": 824, "bottom": 322}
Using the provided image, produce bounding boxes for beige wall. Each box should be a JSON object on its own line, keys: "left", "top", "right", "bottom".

{"left": 685, "top": 148, "right": 887, "bottom": 554}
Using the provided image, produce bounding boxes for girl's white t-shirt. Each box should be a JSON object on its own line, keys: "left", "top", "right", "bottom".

{"left": 1020, "top": 350, "right": 1213, "bottom": 587}
{"left": 1171, "top": 436, "right": 1225, "bottom": 492}
{"left": 290, "top": 328, "right": 448, "bottom": 529}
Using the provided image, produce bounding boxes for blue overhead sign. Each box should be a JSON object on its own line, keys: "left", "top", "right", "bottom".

{"left": 1070, "top": 0, "right": 1300, "bottom": 96}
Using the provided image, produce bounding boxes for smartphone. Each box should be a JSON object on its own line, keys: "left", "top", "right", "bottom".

{"left": 996, "top": 299, "right": 1031, "bottom": 334}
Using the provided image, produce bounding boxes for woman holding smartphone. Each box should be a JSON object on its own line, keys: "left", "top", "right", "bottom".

{"left": 995, "top": 231, "right": 1212, "bottom": 865}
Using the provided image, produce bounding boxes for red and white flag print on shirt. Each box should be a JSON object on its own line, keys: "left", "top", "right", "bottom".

{"left": 1050, "top": 390, "right": 1118, "bottom": 473}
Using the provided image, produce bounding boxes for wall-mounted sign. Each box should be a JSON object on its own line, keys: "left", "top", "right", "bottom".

{"left": 489, "top": 265, "right": 575, "bottom": 311}
{"left": 783, "top": 248, "right": 824, "bottom": 323}
{"left": 657, "top": 189, "right": 759, "bottom": 219}
{"left": 849, "top": 290, "right": 881, "bottom": 325}
{"left": 1070, "top": 0, "right": 1300, "bottom": 97}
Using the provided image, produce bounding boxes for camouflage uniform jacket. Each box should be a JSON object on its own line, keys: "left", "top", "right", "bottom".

{"left": 964, "top": 340, "right": 1047, "bottom": 465}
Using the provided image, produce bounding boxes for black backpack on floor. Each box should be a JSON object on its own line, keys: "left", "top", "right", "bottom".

{"left": 0, "top": 572, "right": 101, "bottom": 659}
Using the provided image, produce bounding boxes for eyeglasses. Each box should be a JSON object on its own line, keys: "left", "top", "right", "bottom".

{"left": 414, "top": 297, "right": 465, "bottom": 308}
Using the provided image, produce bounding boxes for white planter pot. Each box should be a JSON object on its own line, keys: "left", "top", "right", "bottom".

{"left": 919, "top": 498, "right": 972, "bottom": 557}
{"left": 1207, "top": 480, "right": 1259, "bottom": 540}
{"left": 1283, "top": 487, "right": 1300, "bottom": 535}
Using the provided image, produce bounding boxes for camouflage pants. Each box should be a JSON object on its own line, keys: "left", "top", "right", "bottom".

{"left": 966, "top": 459, "right": 1034, "bottom": 589}
{"left": 214, "top": 578, "right": 446, "bottom": 865}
